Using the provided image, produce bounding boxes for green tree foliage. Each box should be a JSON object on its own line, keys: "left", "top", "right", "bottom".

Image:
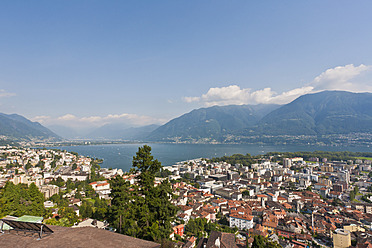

{"left": 57, "top": 206, "right": 78, "bottom": 226}
{"left": 49, "top": 192, "right": 69, "bottom": 208}
{"left": 252, "top": 235, "right": 281, "bottom": 248}
{"left": 218, "top": 216, "right": 229, "bottom": 226}
{"left": 361, "top": 194, "right": 372, "bottom": 203}
{"left": 185, "top": 218, "right": 237, "bottom": 240}
{"left": 0, "top": 182, "right": 46, "bottom": 218}
{"left": 25, "top": 162, "right": 32, "bottom": 170}
{"left": 155, "top": 168, "right": 172, "bottom": 178}
{"left": 50, "top": 176, "right": 65, "bottom": 187}
{"left": 210, "top": 153, "right": 254, "bottom": 167}
{"left": 108, "top": 175, "right": 140, "bottom": 236}
{"left": 332, "top": 198, "right": 343, "bottom": 206}
{"left": 350, "top": 186, "right": 359, "bottom": 201}
{"left": 252, "top": 235, "right": 265, "bottom": 248}
{"left": 80, "top": 201, "right": 94, "bottom": 219}
{"left": 108, "top": 145, "right": 178, "bottom": 243}
{"left": 89, "top": 166, "right": 105, "bottom": 183}
{"left": 35, "top": 160, "right": 45, "bottom": 170}
{"left": 242, "top": 190, "right": 251, "bottom": 197}
{"left": 93, "top": 197, "right": 108, "bottom": 220}
{"left": 51, "top": 159, "right": 57, "bottom": 168}
{"left": 66, "top": 179, "right": 75, "bottom": 191}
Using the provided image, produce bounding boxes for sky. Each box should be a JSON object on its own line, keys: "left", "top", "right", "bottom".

{"left": 1, "top": 1, "right": 372, "bottom": 131}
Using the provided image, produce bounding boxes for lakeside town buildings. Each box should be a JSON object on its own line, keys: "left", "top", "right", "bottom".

{"left": 1, "top": 145, "right": 372, "bottom": 247}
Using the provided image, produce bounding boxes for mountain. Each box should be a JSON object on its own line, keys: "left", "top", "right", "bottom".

{"left": 147, "top": 104, "right": 280, "bottom": 142}
{"left": 147, "top": 91, "right": 372, "bottom": 143}
{"left": 253, "top": 91, "right": 372, "bottom": 135}
{"left": 0, "top": 113, "right": 61, "bottom": 142}
{"left": 47, "top": 125, "right": 81, "bottom": 140}
{"left": 86, "top": 124, "right": 160, "bottom": 140}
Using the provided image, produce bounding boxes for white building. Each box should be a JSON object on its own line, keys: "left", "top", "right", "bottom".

{"left": 229, "top": 213, "right": 254, "bottom": 230}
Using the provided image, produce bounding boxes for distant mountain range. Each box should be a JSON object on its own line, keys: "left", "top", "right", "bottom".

{"left": 146, "top": 91, "right": 372, "bottom": 143}
{"left": 1, "top": 91, "right": 372, "bottom": 144}
{"left": 253, "top": 91, "right": 372, "bottom": 136}
{"left": 147, "top": 104, "right": 280, "bottom": 142}
{"left": 0, "top": 113, "right": 61, "bottom": 142}
{"left": 85, "top": 124, "right": 160, "bottom": 140}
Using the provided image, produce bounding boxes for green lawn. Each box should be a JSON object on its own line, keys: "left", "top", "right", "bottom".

{"left": 356, "top": 157, "right": 372, "bottom": 161}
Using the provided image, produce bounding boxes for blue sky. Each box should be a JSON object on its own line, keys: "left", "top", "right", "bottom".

{"left": 1, "top": 1, "right": 372, "bottom": 130}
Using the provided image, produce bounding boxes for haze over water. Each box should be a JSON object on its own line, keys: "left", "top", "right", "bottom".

{"left": 51, "top": 143, "right": 372, "bottom": 172}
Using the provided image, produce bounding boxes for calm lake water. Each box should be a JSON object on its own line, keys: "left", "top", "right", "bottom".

{"left": 49, "top": 143, "right": 372, "bottom": 172}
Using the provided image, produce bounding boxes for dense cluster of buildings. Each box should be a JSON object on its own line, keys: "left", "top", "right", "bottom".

{"left": 2, "top": 145, "right": 372, "bottom": 247}
{"left": 162, "top": 156, "right": 372, "bottom": 248}
{"left": 0, "top": 146, "right": 123, "bottom": 218}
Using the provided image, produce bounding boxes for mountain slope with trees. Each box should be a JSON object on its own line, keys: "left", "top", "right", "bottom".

{"left": 147, "top": 104, "right": 280, "bottom": 142}
{"left": 147, "top": 91, "right": 372, "bottom": 143}
{"left": 0, "top": 113, "right": 61, "bottom": 142}
{"left": 86, "top": 124, "right": 160, "bottom": 140}
{"left": 254, "top": 91, "right": 372, "bottom": 135}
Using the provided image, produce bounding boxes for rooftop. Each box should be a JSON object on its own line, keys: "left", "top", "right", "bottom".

{"left": 0, "top": 225, "right": 160, "bottom": 248}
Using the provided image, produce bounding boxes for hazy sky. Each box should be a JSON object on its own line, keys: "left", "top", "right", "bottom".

{"left": 1, "top": 1, "right": 372, "bottom": 129}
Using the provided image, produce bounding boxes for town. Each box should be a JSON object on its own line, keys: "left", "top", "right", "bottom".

{"left": 1, "top": 145, "right": 372, "bottom": 248}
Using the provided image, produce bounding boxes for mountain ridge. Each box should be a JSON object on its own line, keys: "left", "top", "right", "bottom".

{"left": 147, "top": 104, "right": 281, "bottom": 142}
{"left": 147, "top": 91, "right": 372, "bottom": 143}
{"left": 253, "top": 91, "right": 372, "bottom": 135}
{"left": 2, "top": 91, "right": 372, "bottom": 144}
{"left": 0, "top": 113, "right": 61, "bottom": 142}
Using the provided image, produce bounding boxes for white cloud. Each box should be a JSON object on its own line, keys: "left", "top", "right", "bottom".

{"left": 184, "top": 85, "right": 252, "bottom": 106}
{"left": 183, "top": 64, "right": 372, "bottom": 106}
{"left": 32, "top": 116, "right": 51, "bottom": 123}
{"left": 58, "top": 114, "right": 77, "bottom": 121}
{"left": 183, "top": 85, "right": 314, "bottom": 106}
{"left": 183, "top": 96, "right": 200, "bottom": 103}
{"left": 32, "top": 113, "right": 166, "bottom": 129}
{"left": 311, "top": 64, "right": 372, "bottom": 92}
{"left": 0, "top": 89, "right": 16, "bottom": 98}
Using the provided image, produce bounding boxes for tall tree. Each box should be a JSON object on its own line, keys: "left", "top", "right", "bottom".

{"left": 108, "top": 175, "right": 139, "bottom": 236}
{"left": 109, "top": 145, "right": 178, "bottom": 242}
{"left": 0, "top": 182, "right": 45, "bottom": 218}
{"left": 132, "top": 145, "right": 178, "bottom": 241}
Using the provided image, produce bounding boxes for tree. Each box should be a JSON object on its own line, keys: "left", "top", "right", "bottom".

{"left": 185, "top": 218, "right": 207, "bottom": 238}
{"left": 80, "top": 201, "right": 94, "bottom": 219}
{"left": 108, "top": 145, "right": 178, "bottom": 243}
{"left": 252, "top": 235, "right": 281, "bottom": 248}
{"left": 51, "top": 177, "right": 65, "bottom": 187}
{"left": 25, "top": 162, "right": 32, "bottom": 170}
{"left": 66, "top": 179, "right": 75, "bottom": 191}
{"left": 27, "top": 183, "right": 46, "bottom": 216}
{"left": 108, "top": 175, "right": 139, "bottom": 236}
{"left": 132, "top": 145, "right": 162, "bottom": 195}
{"left": 332, "top": 198, "right": 343, "bottom": 206}
{"left": 0, "top": 182, "right": 45, "bottom": 218}
{"left": 58, "top": 207, "right": 78, "bottom": 226}
{"left": 37, "top": 161, "right": 45, "bottom": 170}
{"left": 242, "top": 190, "right": 251, "bottom": 197}
{"left": 218, "top": 216, "right": 229, "bottom": 226}
{"left": 252, "top": 235, "right": 265, "bottom": 248}
{"left": 350, "top": 186, "right": 359, "bottom": 201}
{"left": 93, "top": 200, "right": 107, "bottom": 221}
{"left": 131, "top": 145, "right": 178, "bottom": 241}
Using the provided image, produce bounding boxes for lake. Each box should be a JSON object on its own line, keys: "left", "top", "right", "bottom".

{"left": 49, "top": 143, "right": 372, "bottom": 172}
